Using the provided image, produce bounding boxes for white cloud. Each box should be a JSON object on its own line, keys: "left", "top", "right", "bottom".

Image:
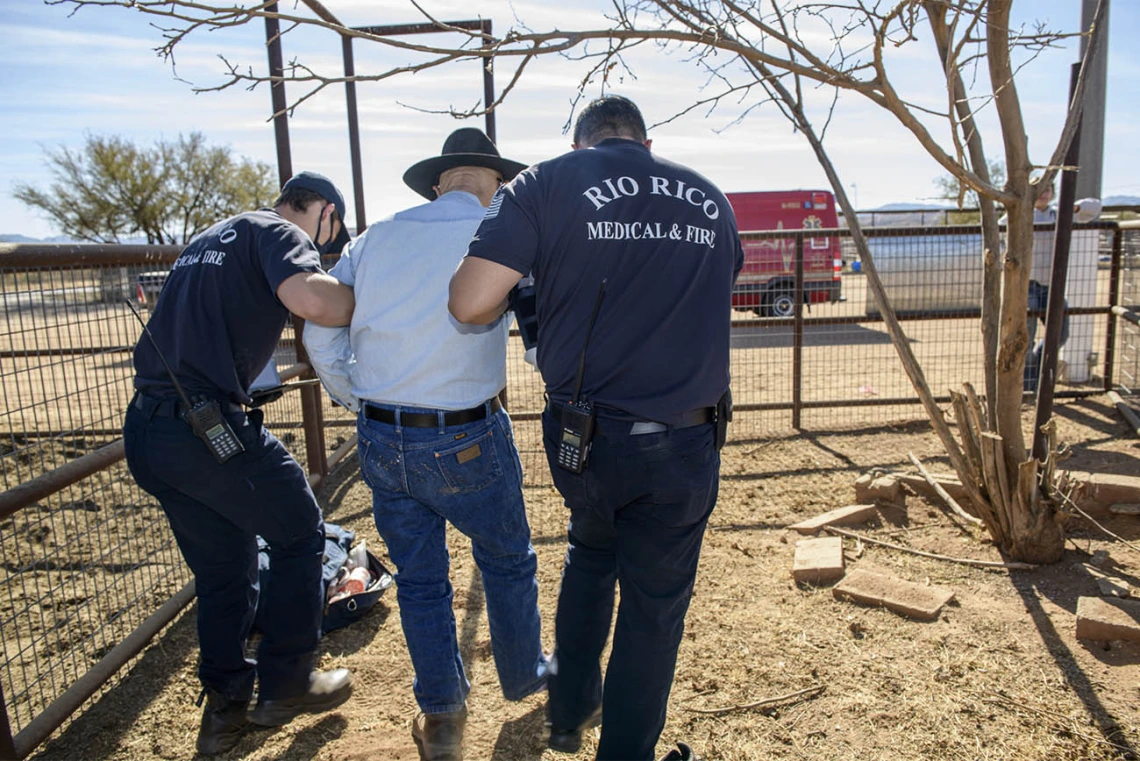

{"left": 2, "top": 0, "right": 1136, "bottom": 240}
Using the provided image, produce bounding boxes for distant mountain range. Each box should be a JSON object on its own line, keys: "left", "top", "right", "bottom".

{"left": 4, "top": 196, "right": 1136, "bottom": 241}
{"left": 0, "top": 233, "right": 74, "bottom": 243}
{"left": 0, "top": 234, "right": 148, "bottom": 244}
{"left": 863, "top": 195, "right": 1140, "bottom": 212}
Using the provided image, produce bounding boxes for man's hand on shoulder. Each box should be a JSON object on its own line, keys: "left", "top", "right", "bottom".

{"left": 449, "top": 256, "right": 524, "bottom": 325}
{"left": 278, "top": 271, "right": 355, "bottom": 326}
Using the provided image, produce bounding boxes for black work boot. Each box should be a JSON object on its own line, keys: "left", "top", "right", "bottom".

{"left": 248, "top": 668, "right": 354, "bottom": 727}
{"left": 411, "top": 705, "right": 467, "bottom": 761}
{"left": 195, "top": 689, "right": 250, "bottom": 756}
{"left": 545, "top": 705, "right": 602, "bottom": 754}
{"left": 660, "top": 742, "right": 701, "bottom": 761}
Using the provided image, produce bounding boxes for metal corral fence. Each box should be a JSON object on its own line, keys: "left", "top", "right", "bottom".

{"left": 1113, "top": 221, "right": 1140, "bottom": 392}
{"left": 0, "top": 245, "right": 354, "bottom": 760}
{"left": 0, "top": 220, "right": 1133, "bottom": 757}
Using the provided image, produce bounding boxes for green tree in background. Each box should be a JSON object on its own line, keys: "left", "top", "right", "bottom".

{"left": 934, "top": 159, "right": 1007, "bottom": 224}
{"left": 13, "top": 132, "right": 276, "bottom": 244}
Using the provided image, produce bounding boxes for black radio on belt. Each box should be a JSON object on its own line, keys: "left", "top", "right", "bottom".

{"left": 557, "top": 401, "right": 595, "bottom": 473}
{"left": 556, "top": 281, "right": 606, "bottom": 474}
{"left": 183, "top": 397, "right": 244, "bottom": 463}
{"left": 126, "top": 300, "right": 244, "bottom": 464}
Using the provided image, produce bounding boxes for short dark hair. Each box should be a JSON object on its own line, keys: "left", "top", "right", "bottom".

{"left": 572, "top": 95, "right": 647, "bottom": 147}
{"left": 274, "top": 186, "right": 327, "bottom": 214}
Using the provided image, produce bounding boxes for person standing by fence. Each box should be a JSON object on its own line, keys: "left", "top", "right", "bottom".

{"left": 1004, "top": 179, "right": 1102, "bottom": 392}
{"left": 122, "top": 171, "right": 357, "bottom": 756}
{"left": 449, "top": 95, "right": 742, "bottom": 761}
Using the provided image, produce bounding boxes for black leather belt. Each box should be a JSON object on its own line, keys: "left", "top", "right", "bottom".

{"left": 133, "top": 393, "right": 243, "bottom": 419}
{"left": 363, "top": 397, "right": 501, "bottom": 428}
{"left": 629, "top": 406, "right": 715, "bottom": 435}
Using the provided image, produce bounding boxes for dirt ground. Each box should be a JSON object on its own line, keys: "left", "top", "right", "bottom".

{"left": 23, "top": 395, "right": 1140, "bottom": 761}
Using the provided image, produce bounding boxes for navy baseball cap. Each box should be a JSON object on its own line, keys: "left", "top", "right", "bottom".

{"left": 281, "top": 171, "right": 352, "bottom": 254}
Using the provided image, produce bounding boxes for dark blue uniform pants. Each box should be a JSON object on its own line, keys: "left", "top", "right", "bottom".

{"left": 542, "top": 408, "right": 719, "bottom": 761}
{"left": 123, "top": 393, "right": 325, "bottom": 702}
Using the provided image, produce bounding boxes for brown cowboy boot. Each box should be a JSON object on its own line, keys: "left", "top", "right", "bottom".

{"left": 411, "top": 705, "right": 467, "bottom": 761}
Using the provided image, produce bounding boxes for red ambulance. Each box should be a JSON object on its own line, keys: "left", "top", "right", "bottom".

{"left": 726, "top": 190, "right": 843, "bottom": 316}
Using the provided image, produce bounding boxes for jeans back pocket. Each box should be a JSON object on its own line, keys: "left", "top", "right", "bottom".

{"left": 434, "top": 427, "right": 502, "bottom": 493}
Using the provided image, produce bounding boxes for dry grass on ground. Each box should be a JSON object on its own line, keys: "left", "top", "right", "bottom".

{"left": 28, "top": 396, "right": 1140, "bottom": 761}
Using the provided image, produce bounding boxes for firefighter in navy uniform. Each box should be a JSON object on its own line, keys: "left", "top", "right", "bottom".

{"left": 449, "top": 96, "right": 743, "bottom": 761}
{"left": 123, "top": 172, "right": 356, "bottom": 756}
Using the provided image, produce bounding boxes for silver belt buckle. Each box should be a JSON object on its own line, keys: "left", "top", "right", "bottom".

{"left": 630, "top": 421, "right": 667, "bottom": 435}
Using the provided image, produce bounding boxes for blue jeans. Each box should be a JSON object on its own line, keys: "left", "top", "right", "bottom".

{"left": 357, "top": 402, "right": 546, "bottom": 715}
{"left": 542, "top": 406, "right": 719, "bottom": 761}
{"left": 1025, "top": 279, "right": 1070, "bottom": 392}
{"left": 123, "top": 393, "right": 324, "bottom": 702}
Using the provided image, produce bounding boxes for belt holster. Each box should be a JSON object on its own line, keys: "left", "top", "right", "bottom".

{"left": 714, "top": 388, "right": 733, "bottom": 450}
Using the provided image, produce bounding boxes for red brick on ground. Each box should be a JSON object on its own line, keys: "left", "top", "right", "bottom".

{"left": 833, "top": 568, "right": 955, "bottom": 621}
{"left": 788, "top": 504, "right": 879, "bottom": 535}
{"left": 1076, "top": 596, "right": 1140, "bottom": 642}
{"left": 792, "top": 536, "right": 845, "bottom": 584}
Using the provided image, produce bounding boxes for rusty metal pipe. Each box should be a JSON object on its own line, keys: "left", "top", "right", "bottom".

{"left": 1105, "top": 229, "right": 1124, "bottom": 390}
{"left": 792, "top": 235, "right": 804, "bottom": 428}
{"left": 0, "top": 244, "right": 180, "bottom": 268}
{"left": 0, "top": 441, "right": 125, "bottom": 522}
{"left": 326, "top": 433, "right": 358, "bottom": 473}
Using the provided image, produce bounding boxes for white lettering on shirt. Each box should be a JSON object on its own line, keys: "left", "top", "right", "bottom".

{"left": 170, "top": 249, "right": 227, "bottom": 270}
{"left": 582, "top": 175, "right": 719, "bottom": 220}
{"left": 586, "top": 221, "right": 671, "bottom": 241}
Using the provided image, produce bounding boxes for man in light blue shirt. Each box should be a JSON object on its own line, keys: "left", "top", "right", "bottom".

{"left": 303, "top": 129, "right": 547, "bottom": 761}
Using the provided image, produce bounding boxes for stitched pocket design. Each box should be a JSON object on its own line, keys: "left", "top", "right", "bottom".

{"left": 434, "top": 428, "right": 502, "bottom": 492}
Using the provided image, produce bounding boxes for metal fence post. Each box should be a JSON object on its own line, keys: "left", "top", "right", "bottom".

{"left": 0, "top": 685, "right": 17, "bottom": 761}
{"left": 292, "top": 316, "right": 329, "bottom": 480}
{"left": 792, "top": 233, "right": 805, "bottom": 429}
{"left": 480, "top": 20, "right": 496, "bottom": 143}
{"left": 264, "top": 5, "right": 293, "bottom": 185}
{"left": 342, "top": 34, "right": 367, "bottom": 233}
{"left": 1104, "top": 224, "right": 1123, "bottom": 391}
{"left": 1032, "top": 63, "right": 1083, "bottom": 463}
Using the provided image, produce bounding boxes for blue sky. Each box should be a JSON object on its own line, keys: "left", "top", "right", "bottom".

{"left": 2, "top": 0, "right": 1136, "bottom": 239}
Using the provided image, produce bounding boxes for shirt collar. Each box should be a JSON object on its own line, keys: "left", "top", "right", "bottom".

{"left": 435, "top": 190, "right": 484, "bottom": 207}
{"left": 591, "top": 137, "right": 650, "bottom": 154}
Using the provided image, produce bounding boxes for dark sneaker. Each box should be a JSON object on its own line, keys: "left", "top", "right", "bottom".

{"left": 248, "top": 668, "right": 354, "bottom": 727}
{"left": 660, "top": 742, "right": 701, "bottom": 761}
{"left": 546, "top": 705, "right": 602, "bottom": 754}
{"left": 411, "top": 705, "right": 467, "bottom": 761}
{"left": 195, "top": 689, "right": 250, "bottom": 756}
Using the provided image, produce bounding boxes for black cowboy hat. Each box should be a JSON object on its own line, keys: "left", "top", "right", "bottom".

{"left": 403, "top": 128, "right": 528, "bottom": 201}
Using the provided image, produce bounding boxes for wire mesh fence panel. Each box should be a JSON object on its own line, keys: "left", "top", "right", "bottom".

{"left": 490, "top": 222, "right": 1118, "bottom": 484}
{"left": 1117, "top": 226, "right": 1140, "bottom": 393}
{"left": 0, "top": 261, "right": 193, "bottom": 744}
{"left": 0, "top": 251, "right": 326, "bottom": 752}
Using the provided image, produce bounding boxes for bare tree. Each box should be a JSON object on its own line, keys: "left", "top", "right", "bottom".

{"left": 54, "top": 0, "right": 1108, "bottom": 562}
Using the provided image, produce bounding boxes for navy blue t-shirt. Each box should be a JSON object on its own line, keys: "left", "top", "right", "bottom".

{"left": 134, "top": 209, "right": 324, "bottom": 405}
{"left": 465, "top": 138, "right": 744, "bottom": 424}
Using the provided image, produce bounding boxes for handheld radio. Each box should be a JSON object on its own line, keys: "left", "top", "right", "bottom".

{"left": 556, "top": 281, "right": 606, "bottom": 474}
{"left": 125, "top": 300, "right": 244, "bottom": 464}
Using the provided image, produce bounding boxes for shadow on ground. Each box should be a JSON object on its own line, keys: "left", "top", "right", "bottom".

{"left": 31, "top": 611, "right": 198, "bottom": 761}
